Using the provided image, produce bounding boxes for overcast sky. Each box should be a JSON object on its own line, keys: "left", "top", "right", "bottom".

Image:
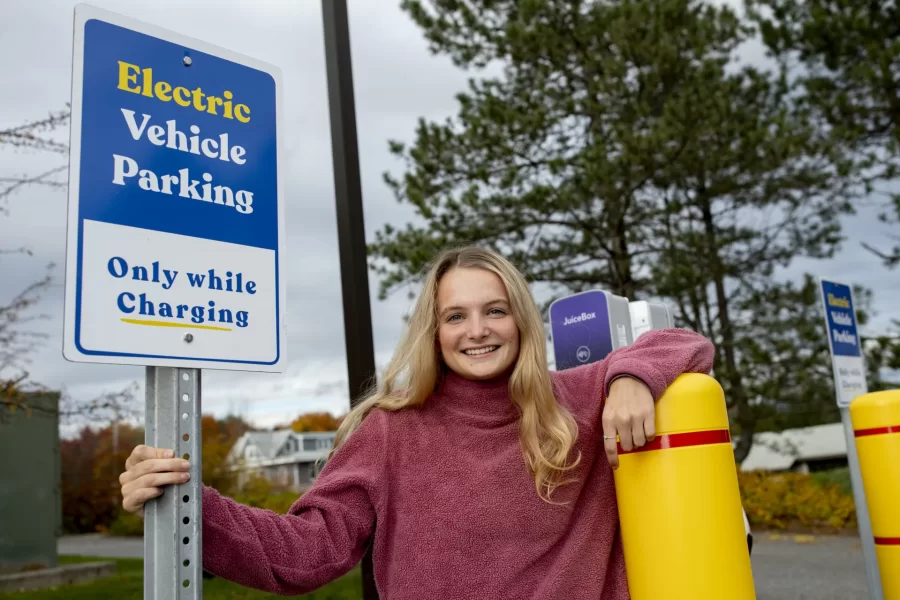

{"left": 1, "top": 0, "right": 897, "bottom": 436}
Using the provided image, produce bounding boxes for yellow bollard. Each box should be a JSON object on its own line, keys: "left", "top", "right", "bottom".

{"left": 613, "top": 373, "right": 755, "bottom": 600}
{"left": 850, "top": 389, "right": 900, "bottom": 600}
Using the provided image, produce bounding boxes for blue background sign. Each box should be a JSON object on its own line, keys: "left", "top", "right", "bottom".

{"left": 820, "top": 280, "right": 861, "bottom": 358}
{"left": 63, "top": 6, "right": 285, "bottom": 372}
{"left": 78, "top": 19, "right": 278, "bottom": 249}
{"left": 549, "top": 291, "right": 613, "bottom": 371}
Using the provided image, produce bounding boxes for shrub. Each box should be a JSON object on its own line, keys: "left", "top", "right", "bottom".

{"left": 231, "top": 475, "right": 303, "bottom": 514}
{"left": 738, "top": 469, "right": 857, "bottom": 531}
{"left": 810, "top": 467, "right": 853, "bottom": 496}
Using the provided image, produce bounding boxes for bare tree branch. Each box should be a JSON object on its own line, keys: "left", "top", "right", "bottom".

{"left": 1, "top": 379, "right": 142, "bottom": 427}
{"left": 59, "top": 380, "right": 143, "bottom": 426}
{"left": 0, "top": 108, "right": 70, "bottom": 153}
{"left": 0, "top": 267, "right": 54, "bottom": 380}
{"left": 0, "top": 165, "right": 68, "bottom": 209}
{"left": 0, "top": 107, "right": 70, "bottom": 210}
{"left": 0, "top": 106, "right": 71, "bottom": 413}
{"left": 861, "top": 237, "right": 900, "bottom": 268}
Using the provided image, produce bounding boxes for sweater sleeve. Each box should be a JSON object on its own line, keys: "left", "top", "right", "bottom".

{"left": 551, "top": 328, "right": 715, "bottom": 427}
{"left": 200, "top": 408, "right": 389, "bottom": 595}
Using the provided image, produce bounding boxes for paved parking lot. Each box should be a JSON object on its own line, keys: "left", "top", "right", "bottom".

{"left": 58, "top": 533, "right": 143, "bottom": 559}
{"left": 751, "top": 533, "right": 868, "bottom": 599}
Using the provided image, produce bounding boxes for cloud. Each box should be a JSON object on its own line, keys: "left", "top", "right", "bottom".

{"left": 1, "top": 0, "right": 897, "bottom": 441}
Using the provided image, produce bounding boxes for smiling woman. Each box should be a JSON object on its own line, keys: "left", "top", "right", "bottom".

{"left": 436, "top": 267, "right": 520, "bottom": 381}
{"left": 116, "top": 244, "right": 716, "bottom": 600}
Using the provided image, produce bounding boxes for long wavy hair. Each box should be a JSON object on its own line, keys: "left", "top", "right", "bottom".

{"left": 329, "top": 246, "right": 581, "bottom": 502}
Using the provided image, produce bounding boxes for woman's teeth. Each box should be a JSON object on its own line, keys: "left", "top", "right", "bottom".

{"left": 464, "top": 346, "right": 498, "bottom": 356}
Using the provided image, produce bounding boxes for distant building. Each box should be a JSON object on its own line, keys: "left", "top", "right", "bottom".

{"left": 739, "top": 422, "right": 848, "bottom": 474}
{"left": 227, "top": 430, "right": 336, "bottom": 492}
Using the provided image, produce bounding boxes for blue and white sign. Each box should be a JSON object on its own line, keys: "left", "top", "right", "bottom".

{"left": 63, "top": 5, "right": 285, "bottom": 372}
{"left": 548, "top": 290, "right": 633, "bottom": 371}
{"left": 818, "top": 278, "right": 867, "bottom": 406}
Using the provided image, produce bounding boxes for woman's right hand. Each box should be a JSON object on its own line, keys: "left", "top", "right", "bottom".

{"left": 119, "top": 445, "right": 192, "bottom": 516}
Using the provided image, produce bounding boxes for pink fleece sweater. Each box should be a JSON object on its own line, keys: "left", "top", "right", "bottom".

{"left": 201, "top": 328, "right": 714, "bottom": 599}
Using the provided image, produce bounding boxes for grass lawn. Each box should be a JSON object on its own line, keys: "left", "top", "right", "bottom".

{"left": 3, "top": 556, "right": 361, "bottom": 599}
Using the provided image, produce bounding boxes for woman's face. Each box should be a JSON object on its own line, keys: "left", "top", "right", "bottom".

{"left": 436, "top": 267, "right": 520, "bottom": 381}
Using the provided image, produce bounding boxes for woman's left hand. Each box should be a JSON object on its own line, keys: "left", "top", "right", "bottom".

{"left": 602, "top": 375, "right": 656, "bottom": 469}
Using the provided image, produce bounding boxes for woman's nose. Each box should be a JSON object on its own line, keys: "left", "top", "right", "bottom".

{"left": 466, "top": 317, "right": 488, "bottom": 339}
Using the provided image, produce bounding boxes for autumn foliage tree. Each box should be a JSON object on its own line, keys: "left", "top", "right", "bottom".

{"left": 289, "top": 411, "right": 343, "bottom": 433}
{"left": 201, "top": 414, "right": 255, "bottom": 495}
{"left": 60, "top": 422, "right": 143, "bottom": 534}
{"left": 59, "top": 413, "right": 254, "bottom": 534}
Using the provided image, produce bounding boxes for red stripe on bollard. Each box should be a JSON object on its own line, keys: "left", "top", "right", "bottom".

{"left": 617, "top": 429, "right": 731, "bottom": 455}
{"left": 853, "top": 424, "right": 900, "bottom": 437}
{"left": 874, "top": 537, "right": 900, "bottom": 546}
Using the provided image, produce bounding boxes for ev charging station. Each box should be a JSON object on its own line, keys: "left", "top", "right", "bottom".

{"left": 629, "top": 300, "right": 673, "bottom": 339}
{"left": 548, "top": 290, "right": 633, "bottom": 371}
{"left": 548, "top": 291, "right": 753, "bottom": 555}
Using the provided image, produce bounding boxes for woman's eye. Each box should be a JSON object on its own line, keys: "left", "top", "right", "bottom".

{"left": 490, "top": 308, "right": 506, "bottom": 316}
{"left": 447, "top": 314, "right": 461, "bottom": 322}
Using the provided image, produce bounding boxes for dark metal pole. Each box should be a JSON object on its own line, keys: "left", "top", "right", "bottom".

{"left": 321, "top": 1, "right": 379, "bottom": 599}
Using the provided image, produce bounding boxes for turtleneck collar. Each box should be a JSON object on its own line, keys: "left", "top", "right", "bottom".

{"left": 432, "top": 368, "right": 520, "bottom": 425}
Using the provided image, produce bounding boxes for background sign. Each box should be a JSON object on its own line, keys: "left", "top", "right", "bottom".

{"left": 818, "top": 278, "right": 867, "bottom": 406}
{"left": 549, "top": 290, "right": 632, "bottom": 370}
{"left": 63, "top": 5, "right": 285, "bottom": 372}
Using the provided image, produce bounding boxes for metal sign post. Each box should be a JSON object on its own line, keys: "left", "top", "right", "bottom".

{"left": 64, "top": 5, "right": 286, "bottom": 598}
{"left": 818, "top": 278, "right": 883, "bottom": 600}
{"left": 144, "top": 367, "right": 203, "bottom": 597}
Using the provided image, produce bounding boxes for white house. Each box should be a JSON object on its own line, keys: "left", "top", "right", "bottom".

{"left": 227, "top": 430, "right": 336, "bottom": 492}
{"left": 739, "top": 422, "right": 848, "bottom": 474}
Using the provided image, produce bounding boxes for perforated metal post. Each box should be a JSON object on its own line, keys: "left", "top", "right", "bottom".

{"left": 144, "top": 366, "right": 203, "bottom": 600}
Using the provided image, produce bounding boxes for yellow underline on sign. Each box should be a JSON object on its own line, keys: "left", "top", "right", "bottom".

{"left": 120, "top": 318, "right": 233, "bottom": 332}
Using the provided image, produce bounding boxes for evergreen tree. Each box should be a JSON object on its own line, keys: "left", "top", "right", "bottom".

{"left": 370, "top": 0, "right": 866, "bottom": 462}
{"left": 642, "top": 52, "right": 858, "bottom": 460}
{"left": 371, "top": 0, "right": 754, "bottom": 302}
{"left": 746, "top": 0, "right": 900, "bottom": 266}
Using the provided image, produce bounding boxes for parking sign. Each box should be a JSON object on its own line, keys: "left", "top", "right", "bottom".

{"left": 63, "top": 5, "right": 286, "bottom": 372}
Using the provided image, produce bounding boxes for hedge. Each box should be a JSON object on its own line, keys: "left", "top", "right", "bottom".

{"left": 738, "top": 469, "right": 857, "bottom": 532}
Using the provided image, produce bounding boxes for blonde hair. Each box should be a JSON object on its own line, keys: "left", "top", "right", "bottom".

{"left": 330, "top": 246, "right": 581, "bottom": 502}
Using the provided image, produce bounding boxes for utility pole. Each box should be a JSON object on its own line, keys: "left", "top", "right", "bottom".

{"left": 321, "top": 1, "right": 379, "bottom": 598}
